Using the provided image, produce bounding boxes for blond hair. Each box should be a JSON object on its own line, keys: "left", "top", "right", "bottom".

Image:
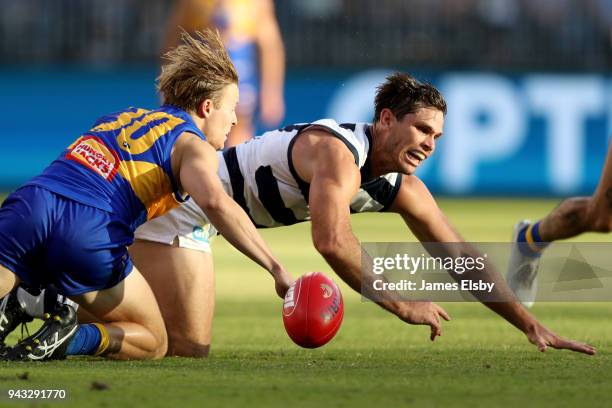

{"left": 157, "top": 29, "right": 238, "bottom": 111}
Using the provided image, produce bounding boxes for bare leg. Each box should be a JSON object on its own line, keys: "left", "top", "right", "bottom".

{"left": 537, "top": 197, "right": 591, "bottom": 241}
{"left": 508, "top": 143, "right": 612, "bottom": 307}
{"left": 129, "top": 240, "right": 215, "bottom": 357}
{"left": 70, "top": 267, "right": 168, "bottom": 360}
{"left": 538, "top": 142, "right": 612, "bottom": 241}
{"left": 77, "top": 306, "right": 100, "bottom": 323}
{"left": 0, "top": 264, "right": 19, "bottom": 299}
{"left": 584, "top": 142, "right": 612, "bottom": 232}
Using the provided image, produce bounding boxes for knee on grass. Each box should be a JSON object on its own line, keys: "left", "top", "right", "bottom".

{"left": 167, "top": 335, "right": 211, "bottom": 358}
{"left": 138, "top": 328, "right": 168, "bottom": 360}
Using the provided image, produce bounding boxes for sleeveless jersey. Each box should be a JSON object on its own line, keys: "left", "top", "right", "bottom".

{"left": 217, "top": 119, "right": 403, "bottom": 228}
{"left": 26, "top": 105, "right": 205, "bottom": 229}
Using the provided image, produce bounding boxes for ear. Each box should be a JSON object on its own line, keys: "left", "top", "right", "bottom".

{"left": 379, "top": 108, "right": 396, "bottom": 129}
{"left": 197, "top": 99, "right": 215, "bottom": 119}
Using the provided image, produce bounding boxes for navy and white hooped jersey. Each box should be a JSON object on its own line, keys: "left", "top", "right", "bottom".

{"left": 215, "top": 119, "right": 403, "bottom": 228}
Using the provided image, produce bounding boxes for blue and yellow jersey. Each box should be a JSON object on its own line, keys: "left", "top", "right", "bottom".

{"left": 26, "top": 105, "right": 205, "bottom": 229}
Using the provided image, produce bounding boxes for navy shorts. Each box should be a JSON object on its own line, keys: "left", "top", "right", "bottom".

{"left": 0, "top": 186, "right": 134, "bottom": 296}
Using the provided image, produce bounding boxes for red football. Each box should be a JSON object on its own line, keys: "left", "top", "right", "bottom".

{"left": 282, "top": 272, "right": 344, "bottom": 348}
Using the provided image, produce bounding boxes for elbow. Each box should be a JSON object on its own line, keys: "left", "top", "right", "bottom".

{"left": 313, "top": 236, "right": 344, "bottom": 260}
{"left": 197, "top": 196, "right": 225, "bottom": 215}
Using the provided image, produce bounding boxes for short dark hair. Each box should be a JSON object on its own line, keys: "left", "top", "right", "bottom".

{"left": 373, "top": 73, "right": 447, "bottom": 122}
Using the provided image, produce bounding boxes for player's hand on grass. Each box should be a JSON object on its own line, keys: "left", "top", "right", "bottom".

{"left": 526, "top": 322, "right": 596, "bottom": 355}
{"left": 398, "top": 301, "right": 451, "bottom": 341}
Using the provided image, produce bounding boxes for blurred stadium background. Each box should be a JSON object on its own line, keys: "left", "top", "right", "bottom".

{"left": 1, "top": 0, "right": 611, "bottom": 196}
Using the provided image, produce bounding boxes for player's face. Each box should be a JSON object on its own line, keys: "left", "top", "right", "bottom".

{"left": 386, "top": 107, "right": 444, "bottom": 174}
{"left": 202, "top": 83, "right": 239, "bottom": 150}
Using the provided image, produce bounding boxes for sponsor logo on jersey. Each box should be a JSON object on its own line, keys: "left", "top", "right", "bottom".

{"left": 66, "top": 136, "right": 120, "bottom": 181}
{"left": 192, "top": 226, "right": 210, "bottom": 243}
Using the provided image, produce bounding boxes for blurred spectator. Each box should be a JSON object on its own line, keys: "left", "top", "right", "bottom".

{"left": 162, "top": 0, "right": 285, "bottom": 146}
{"left": 0, "top": 0, "right": 610, "bottom": 72}
{"left": 290, "top": 0, "right": 342, "bottom": 19}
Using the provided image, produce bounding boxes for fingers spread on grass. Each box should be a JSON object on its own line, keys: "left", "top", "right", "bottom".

{"left": 555, "top": 338, "right": 597, "bottom": 355}
{"left": 533, "top": 337, "right": 547, "bottom": 352}
{"left": 436, "top": 305, "right": 451, "bottom": 321}
{"left": 429, "top": 314, "right": 441, "bottom": 341}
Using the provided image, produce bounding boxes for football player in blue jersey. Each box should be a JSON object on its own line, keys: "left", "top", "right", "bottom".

{"left": 0, "top": 29, "right": 291, "bottom": 361}
{"left": 124, "top": 73, "right": 594, "bottom": 357}
{"left": 507, "top": 141, "right": 612, "bottom": 307}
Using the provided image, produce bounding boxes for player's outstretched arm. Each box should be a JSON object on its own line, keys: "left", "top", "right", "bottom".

{"left": 306, "top": 137, "right": 369, "bottom": 293}
{"left": 294, "top": 131, "right": 449, "bottom": 340}
{"left": 174, "top": 133, "right": 292, "bottom": 298}
{"left": 389, "top": 175, "right": 596, "bottom": 355}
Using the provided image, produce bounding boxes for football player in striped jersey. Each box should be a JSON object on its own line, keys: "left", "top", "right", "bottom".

{"left": 130, "top": 73, "right": 595, "bottom": 357}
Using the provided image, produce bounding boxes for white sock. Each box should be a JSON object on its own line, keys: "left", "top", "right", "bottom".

{"left": 16, "top": 288, "right": 79, "bottom": 318}
{"left": 16, "top": 287, "right": 45, "bottom": 318}
{"left": 57, "top": 295, "right": 79, "bottom": 311}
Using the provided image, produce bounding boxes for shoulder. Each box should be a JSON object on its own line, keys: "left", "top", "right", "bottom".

{"left": 298, "top": 119, "right": 370, "bottom": 167}
{"left": 174, "top": 131, "right": 205, "bottom": 147}
{"left": 388, "top": 175, "right": 437, "bottom": 215}
{"left": 397, "top": 175, "right": 433, "bottom": 200}
{"left": 173, "top": 132, "right": 217, "bottom": 162}
{"left": 293, "top": 127, "right": 358, "bottom": 169}
{"left": 291, "top": 129, "right": 361, "bottom": 188}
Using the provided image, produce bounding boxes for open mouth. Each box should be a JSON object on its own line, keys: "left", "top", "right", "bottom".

{"left": 406, "top": 150, "right": 426, "bottom": 166}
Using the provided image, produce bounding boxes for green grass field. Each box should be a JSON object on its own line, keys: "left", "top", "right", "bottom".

{"left": 0, "top": 198, "right": 611, "bottom": 407}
